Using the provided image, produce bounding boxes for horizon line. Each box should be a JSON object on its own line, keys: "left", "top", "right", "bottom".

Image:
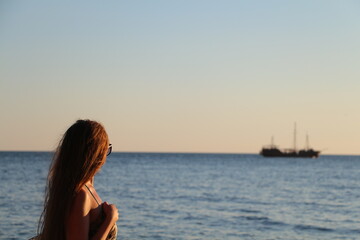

{"left": 0, "top": 150, "right": 359, "bottom": 156}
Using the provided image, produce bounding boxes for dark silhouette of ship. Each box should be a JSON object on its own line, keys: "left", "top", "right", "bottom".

{"left": 260, "top": 123, "right": 320, "bottom": 158}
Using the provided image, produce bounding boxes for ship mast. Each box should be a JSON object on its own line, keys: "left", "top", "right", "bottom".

{"left": 293, "top": 122, "right": 297, "bottom": 152}
{"left": 306, "top": 133, "right": 309, "bottom": 150}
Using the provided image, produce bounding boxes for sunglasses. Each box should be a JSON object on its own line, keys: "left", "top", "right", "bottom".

{"left": 107, "top": 144, "right": 112, "bottom": 156}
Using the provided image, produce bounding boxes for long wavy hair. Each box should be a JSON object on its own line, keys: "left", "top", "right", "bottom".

{"left": 38, "top": 120, "right": 109, "bottom": 240}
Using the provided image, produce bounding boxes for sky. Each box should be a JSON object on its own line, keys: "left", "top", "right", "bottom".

{"left": 1, "top": 1, "right": 360, "bottom": 154}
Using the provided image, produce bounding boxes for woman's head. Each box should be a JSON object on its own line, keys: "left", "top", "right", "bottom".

{"left": 39, "top": 119, "right": 110, "bottom": 240}
{"left": 52, "top": 119, "right": 109, "bottom": 190}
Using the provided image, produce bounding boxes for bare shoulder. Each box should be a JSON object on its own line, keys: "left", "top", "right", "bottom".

{"left": 70, "top": 187, "right": 92, "bottom": 215}
{"left": 73, "top": 188, "right": 89, "bottom": 204}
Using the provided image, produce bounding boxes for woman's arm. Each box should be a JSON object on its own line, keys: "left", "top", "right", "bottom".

{"left": 66, "top": 189, "right": 91, "bottom": 240}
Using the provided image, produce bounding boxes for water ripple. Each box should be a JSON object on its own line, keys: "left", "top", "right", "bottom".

{"left": 293, "top": 224, "right": 334, "bottom": 232}
{"left": 2, "top": 152, "right": 360, "bottom": 240}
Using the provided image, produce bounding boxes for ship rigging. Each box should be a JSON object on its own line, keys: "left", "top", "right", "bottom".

{"left": 260, "top": 123, "right": 320, "bottom": 158}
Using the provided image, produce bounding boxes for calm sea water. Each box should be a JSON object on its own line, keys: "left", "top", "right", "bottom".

{"left": 1, "top": 152, "right": 360, "bottom": 240}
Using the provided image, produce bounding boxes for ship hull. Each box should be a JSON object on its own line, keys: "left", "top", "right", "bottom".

{"left": 260, "top": 148, "right": 320, "bottom": 158}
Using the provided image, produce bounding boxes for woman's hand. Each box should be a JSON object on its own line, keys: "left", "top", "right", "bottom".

{"left": 102, "top": 202, "right": 119, "bottom": 223}
{"left": 90, "top": 202, "right": 119, "bottom": 240}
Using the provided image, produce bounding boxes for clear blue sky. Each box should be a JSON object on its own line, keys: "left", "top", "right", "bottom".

{"left": 1, "top": 1, "right": 360, "bottom": 154}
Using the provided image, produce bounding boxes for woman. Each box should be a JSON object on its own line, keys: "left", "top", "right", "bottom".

{"left": 37, "top": 120, "right": 118, "bottom": 240}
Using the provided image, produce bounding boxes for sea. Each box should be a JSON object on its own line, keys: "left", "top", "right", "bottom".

{"left": 1, "top": 152, "right": 360, "bottom": 240}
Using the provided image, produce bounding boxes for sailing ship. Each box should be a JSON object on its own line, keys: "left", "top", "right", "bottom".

{"left": 260, "top": 123, "right": 320, "bottom": 158}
